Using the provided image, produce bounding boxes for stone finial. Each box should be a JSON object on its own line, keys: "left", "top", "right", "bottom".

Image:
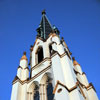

{"left": 23, "top": 52, "right": 26, "bottom": 55}
{"left": 20, "top": 52, "right": 28, "bottom": 61}
{"left": 72, "top": 57, "right": 80, "bottom": 66}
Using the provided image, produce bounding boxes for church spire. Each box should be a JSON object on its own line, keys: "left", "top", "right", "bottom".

{"left": 36, "top": 10, "right": 60, "bottom": 40}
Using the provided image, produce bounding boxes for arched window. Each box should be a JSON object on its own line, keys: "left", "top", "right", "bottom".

{"left": 36, "top": 47, "right": 44, "bottom": 64}
{"left": 47, "top": 83, "right": 54, "bottom": 100}
{"left": 49, "top": 44, "right": 53, "bottom": 56}
{"left": 34, "top": 91, "right": 40, "bottom": 100}
{"left": 34, "top": 86, "right": 40, "bottom": 100}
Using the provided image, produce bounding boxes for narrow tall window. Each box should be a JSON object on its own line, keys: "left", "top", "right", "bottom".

{"left": 49, "top": 44, "right": 53, "bottom": 56}
{"left": 36, "top": 47, "right": 44, "bottom": 64}
{"left": 34, "top": 91, "right": 40, "bottom": 100}
{"left": 47, "top": 83, "right": 54, "bottom": 100}
{"left": 33, "top": 86, "right": 40, "bottom": 100}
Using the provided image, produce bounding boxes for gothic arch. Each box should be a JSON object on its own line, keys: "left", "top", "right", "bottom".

{"left": 27, "top": 81, "right": 40, "bottom": 100}
{"left": 48, "top": 43, "right": 53, "bottom": 56}
{"left": 35, "top": 46, "right": 44, "bottom": 64}
{"left": 28, "top": 81, "right": 39, "bottom": 92}
{"left": 40, "top": 72, "right": 54, "bottom": 100}
{"left": 40, "top": 72, "right": 52, "bottom": 84}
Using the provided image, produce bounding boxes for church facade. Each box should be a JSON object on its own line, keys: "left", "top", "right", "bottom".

{"left": 11, "top": 11, "right": 99, "bottom": 100}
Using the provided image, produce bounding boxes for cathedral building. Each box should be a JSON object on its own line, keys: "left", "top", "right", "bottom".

{"left": 11, "top": 10, "right": 99, "bottom": 100}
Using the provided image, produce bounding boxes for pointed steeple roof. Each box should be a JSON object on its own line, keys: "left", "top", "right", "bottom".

{"left": 36, "top": 10, "right": 60, "bottom": 40}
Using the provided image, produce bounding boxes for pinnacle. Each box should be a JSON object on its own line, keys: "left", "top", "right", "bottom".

{"left": 20, "top": 52, "right": 28, "bottom": 61}
{"left": 72, "top": 57, "right": 80, "bottom": 66}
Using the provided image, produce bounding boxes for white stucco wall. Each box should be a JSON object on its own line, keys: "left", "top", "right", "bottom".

{"left": 20, "top": 60, "right": 28, "bottom": 69}
{"left": 11, "top": 82, "right": 22, "bottom": 100}
{"left": 87, "top": 88, "right": 99, "bottom": 100}
{"left": 11, "top": 33, "right": 99, "bottom": 100}
{"left": 54, "top": 85, "right": 69, "bottom": 100}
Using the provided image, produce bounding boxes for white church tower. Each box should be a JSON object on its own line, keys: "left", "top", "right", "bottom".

{"left": 11, "top": 10, "right": 99, "bottom": 100}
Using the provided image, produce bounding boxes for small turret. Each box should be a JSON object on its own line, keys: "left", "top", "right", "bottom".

{"left": 72, "top": 57, "right": 83, "bottom": 74}
{"left": 20, "top": 52, "right": 28, "bottom": 68}
{"left": 72, "top": 57, "right": 89, "bottom": 86}
{"left": 17, "top": 52, "right": 29, "bottom": 81}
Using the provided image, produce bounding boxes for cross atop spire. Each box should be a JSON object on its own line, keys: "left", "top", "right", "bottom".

{"left": 42, "top": 9, "right": 46, "bottom": 15}
{"left": 36, "top": 10, "right": 60, "bottom": 40}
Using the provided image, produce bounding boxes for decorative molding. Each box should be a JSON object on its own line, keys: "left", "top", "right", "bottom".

{"left": 73, "top": 69, "right": 86, "bottom": 75}
{"left": 31, "top": 33, "right": 59, "bottom": 52}
{"left": 49, "top": 33, "right": 58, "bottom": 38}
{"left": 78, "top": 84, "right": 86, "bottom": 99}
{"left": 51, "top": 51, "right": 71, "bottom": 60}
{"left": 53, "top": 80, "right": 95, "bottom": 99}
{"left": 24, "top": 67, "right": 29, "bottom": 71}
{"left": 12, "top": 65, "right": 51, "bottom": 85}
{"left": 12, "top": 76, "right": 29, "bottom": 85}
{"left": 17, "top": 66, "right": 29, "bottom": 71}
{"left": 53, "top": 80, "right": 79, "bottom": 94}
{"left": 14, "top": 51, "right": 72, "bottom": 85}
{"left": 12, "top": 76, "right": 19, "bottom": 83}
{"left": 77, "top": 79, "right": 96, "bottom": 92}
{"left": 36, "top": 36, "right": 46, "bottom": 42}
{"left": 31, "top": 57, "right": 51, "bottom": 71}
{"left": 17, "top": 66, "right": 23, "bottom": 69}
{"left": 65, "top": 50, "right": 71, "bottom": 59}
{"left": 50, "top": 41, "right": 57, "bottom": 45}
{"left": 29, "top": 65, "right": 51, "bottom": 83}
{"left": 86, "top": 83, "right": 96, "bottom": 92}
{"left": 31, "top": 50, "right": 70, "bottom": 71}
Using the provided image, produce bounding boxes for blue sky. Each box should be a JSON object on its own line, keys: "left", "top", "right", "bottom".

{"left": 0, "top": 0, "right": 100, "bottom": 99}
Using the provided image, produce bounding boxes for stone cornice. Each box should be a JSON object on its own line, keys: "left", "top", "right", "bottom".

{"left": 17, "top": 66, "right": 23, "bottom": 69}
{"left": 29, "top": 65, "right": 51, "bottom": 83}
{"left": 31, "top": 51, "right": 71, "bottom": 72}
{"left": 51, "top": 51, "right": 71, "bottom": 60}
{"left": 24, "top": 67, "right": 29, "bottom": 71}
{"left": 78, "top": 84, "right": 86, "bottom": 98}
{"left": 12, "top": 65, "right": 51, "bottom": 85}
{"left": 53, "top": 80, "right": 91, "bottom": 99}
{"left": 73, "top": 69, "right": 86, "bottom": 75}
{"left": 17, "top": 66, "right": 29, "bottom": 71}
{"left": 77, "top": 79, "right": 96, "bottom": 92}
{"left": 31, "top": 57, "right": 51, "bottom": 71}
{"left": 12, "top": 76, "right": 29, "bottom": 85}
{"left": 53, "top": 80, "right": 79, "bottom": 94}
